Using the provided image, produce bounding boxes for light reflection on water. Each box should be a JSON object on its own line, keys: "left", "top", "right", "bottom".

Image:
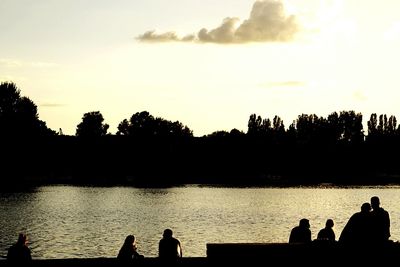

{"left": 1, "top": 185, "right": 400, "bottom": 258}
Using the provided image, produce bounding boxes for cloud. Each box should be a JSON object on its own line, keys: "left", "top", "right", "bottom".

{"left": 137, "top": 0, "right": 298, "bottom": 44}
{"left": 40, "top": 103, "right": 65, "bottom": 107}
{"left": 261, "top": 81, "right": 306, "bottom": 88}
{"left": 352, "top": 91, "right": 367, "bottom": 101}
{"left": 0, "top": 59, "right": 22, "bottom": 67}
{"left": 198, "top": 17, "right": 241, "bottom": 43}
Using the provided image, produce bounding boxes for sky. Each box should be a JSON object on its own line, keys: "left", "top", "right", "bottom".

{"left": 1, "top": 0, "right": 400, "bottom": 136}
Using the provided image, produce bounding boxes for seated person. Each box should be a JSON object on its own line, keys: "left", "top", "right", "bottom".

{"left": 317, "top": 219, "right": 336, "bottom": 241}
{"left": 289, "top": 218, "right": 312, "bottom": 243}
{"left": 117, "top": 235, "right": 144, "bottom": 261}
{"left": 159, "top": 228, "right": 182, "bottom": 260}
{"left": 7, "top": 233, "right": 32, "bottom": 262}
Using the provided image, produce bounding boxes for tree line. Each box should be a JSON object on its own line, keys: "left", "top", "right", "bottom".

{"left": 1, "top": 82, "right": 399, "bottom": 187}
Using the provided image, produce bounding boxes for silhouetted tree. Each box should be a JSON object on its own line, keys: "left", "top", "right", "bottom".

{"left": 229, "top": 128, "right": 246, "bottom": 137}
{"left": 368, "top": 113, "right": 378, "bottom": 137}
{"left": 76, "top": 111, "right": 109, "bottom": 137}
{"left": 325, "top": 112, "right": 341, "bottom": 142}
{"left": 116, "top": 111, "right": 192, "bottom": 137}
{"left": 0, "top": 82, "right": 55, "bottom": 137}
{"left": 205, "top": 129, "right": 245, "bottom": 138}
{"left": 294, "top": 114, "right": 325, "bottom": 144}
{"left": 206, "top": 130, "right": 230, "bottom": 138}
{"left": 116, "top": 119, "right": 130, "bottom": 136}
{"left": 378, "top": 114, "right": 387, "bottom": 135}
{"left": 247, "top": 114, "right": 261, "bottom": 136}
{"left": 247, "top": 114, "right": 272, "bottom": 137}
{"left": 338, "top": 111, "right": 364, "bottom": 143}
{"left": 387, "top": 115, "right": 397, "bottom": 135}
{"left": 272, "top": 115, "right": 285, "bottom": 133}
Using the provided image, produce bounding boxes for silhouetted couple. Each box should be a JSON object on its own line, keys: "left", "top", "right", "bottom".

{"left": 118, "top": 228, "right": 182, "bottom": 262}
{"left": 339, "top": 196, "right": 390, "bottom": 245}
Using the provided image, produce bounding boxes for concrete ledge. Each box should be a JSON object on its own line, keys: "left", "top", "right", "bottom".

{"left": 207, "top": 241, "right": 400, "bottom": 265}
{"left": 1, "top": 242, "right": 399, "bottom": 267}
{"left": 0, "top": 258, "right": 207, "bottom": 267}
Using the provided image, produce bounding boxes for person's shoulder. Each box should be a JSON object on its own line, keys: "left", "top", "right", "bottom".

{"left": 380, "top": 207, "right": 389, "bottom": 214}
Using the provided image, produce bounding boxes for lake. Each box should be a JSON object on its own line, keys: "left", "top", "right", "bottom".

{"left": 1, "top": 185, "right": 399, "bottom": 258}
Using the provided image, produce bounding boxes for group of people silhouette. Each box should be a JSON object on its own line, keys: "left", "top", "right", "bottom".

{"left": 7, "top": 228, "right": 182, "bottom": 263}
{"left": 6, "top": 196, "right": 392, "bottom": 262}
{"left": 289, "top": 196, "right": 391, "bottom": 245}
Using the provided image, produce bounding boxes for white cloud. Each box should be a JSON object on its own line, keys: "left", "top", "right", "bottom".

{"left": 261, "top": 81, "right": 306, "bottom": 88}
{"left": 40, "top": 103, "right": 66, "bottom": 107}
{"left": 137, "top": 0, "right": 298, "bottom": 44}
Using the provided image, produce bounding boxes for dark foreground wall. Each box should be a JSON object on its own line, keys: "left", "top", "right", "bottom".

{"left": 207, "top": 242, "right": 400, "bottom": 266}
{"left": 0, "top": 258, "right": 206, "bottom": 267}
{"left": 1, "top": 242, "right": 399, "bottom": 267}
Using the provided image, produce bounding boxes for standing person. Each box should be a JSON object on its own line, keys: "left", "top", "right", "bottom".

{"left": 7, "top": 233, "right": 32, "bottom": 262}
{"left": 317, "top": 219, "right": 336, "bottom": 241}
{"left": 289, "top": 218, "right": 312, "bottom": 243}
{"left": 370, "top": 196, "right": 391, "bottom": 243}
{"left": 117, "top": 235, "right": 144, "bottom": 261}
{"left": 158, "top": 228, "right": 182, "bottom": 261}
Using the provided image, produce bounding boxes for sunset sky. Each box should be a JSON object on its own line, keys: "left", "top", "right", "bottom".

{"left": 1, "top": 0, "right": 400, "bottom": 136}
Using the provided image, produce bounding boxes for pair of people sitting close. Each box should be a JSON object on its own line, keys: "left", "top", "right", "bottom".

{"left": 117, "top": 228, "right": 182, "bottom": 261}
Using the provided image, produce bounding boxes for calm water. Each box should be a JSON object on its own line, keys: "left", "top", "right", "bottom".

{"left": 1, "top": 185, "right": 400, "bottom": 259}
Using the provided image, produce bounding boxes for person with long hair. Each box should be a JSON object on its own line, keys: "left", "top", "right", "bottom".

{"left": 117, "top": 235, "right": 144, "bottom": 261}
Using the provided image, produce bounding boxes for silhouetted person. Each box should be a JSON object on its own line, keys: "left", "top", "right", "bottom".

{"left": 317, "top": 219, "right": 336, "bottom": 241}
{"left": 370, "top": 196, "right": 390, "bottom": 243}
{"left": 7, "top": 233, "right": 32, "bottom": 262}
{"left": 289, "top": 218, "right": 312, "bottom": 243}
{"left": 159, "top": 229, "right": 182, "bottom": 261}
{"left": 117, "top": 235, "right": 144, "bottom": 261}
{"left": 339, "top": 203, "right": 372, "bottom": 244}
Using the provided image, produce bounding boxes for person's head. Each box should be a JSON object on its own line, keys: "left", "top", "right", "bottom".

{"left": 371, "top": 196, "right": 380, "bottom": 210}
{"left": 361, "top": 202, "right": 371, "bottom": 213}
{"left": 326, "top": 219, "right": 334, "bottom": 228}
{"left": 17, "top": 233, "right": 28, "bottom": 246}
{"left": 299, "top": 218, "right": 310, "bottom": 228}
{"left": 123, "top": 235, "right": 136, "bottom": 247}
{"left": 163, "top": 229, "right": 173, "bottom": 238}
